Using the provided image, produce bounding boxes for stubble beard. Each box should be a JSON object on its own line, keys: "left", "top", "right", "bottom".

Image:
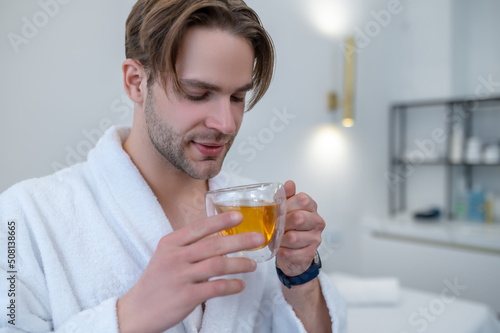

{"left": 144, "top": 90, "right": 235, "bottom": 180}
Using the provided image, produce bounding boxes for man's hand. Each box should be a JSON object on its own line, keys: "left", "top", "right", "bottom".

{"left": 275, "top": 180, "right": 332, "bottom": 333}
{"left": 117, "top": 211, "right": 265, "bottom": 333}
{"left": 276, "top": 180, "right": 325, "bottom": 277}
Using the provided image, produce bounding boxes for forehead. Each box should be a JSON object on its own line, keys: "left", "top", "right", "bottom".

{"left": 175, "top": 26, "right": 255, "bottom": 91}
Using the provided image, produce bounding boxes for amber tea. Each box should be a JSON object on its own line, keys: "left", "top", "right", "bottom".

{"left": 206, "top": 182, "right": 286, "bottom": 262}
{"left": 214, "top": 200, "right": 278, "bottom": 250}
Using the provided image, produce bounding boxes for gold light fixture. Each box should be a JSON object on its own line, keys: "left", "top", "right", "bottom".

{"left": 328, "top": 36, "right": 356, "bottom": 127}
{"left": 342, "top": 36, "right": 355, "bottom": 127}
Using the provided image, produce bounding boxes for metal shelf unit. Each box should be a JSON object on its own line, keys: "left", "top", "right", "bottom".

{"left": 388, "top": 96, "right": 500, "bottom": 219}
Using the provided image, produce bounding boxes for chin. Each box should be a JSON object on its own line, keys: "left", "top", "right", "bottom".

{"left": 188, "top": 160, "right": 224, "bottom": 180}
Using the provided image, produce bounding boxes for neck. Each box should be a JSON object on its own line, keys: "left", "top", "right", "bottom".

{"left": 123, "top": 126, "right": 208, "bottom": 230}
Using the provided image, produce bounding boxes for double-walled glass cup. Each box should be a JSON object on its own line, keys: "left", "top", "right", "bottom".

{"left": 205, "top": 182, "right": 287, "bottom": 262}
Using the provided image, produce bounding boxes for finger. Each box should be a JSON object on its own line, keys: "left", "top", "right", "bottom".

{"left": 193, "top": 278, "right": 246, "bottom": 302}
{"left": 286, "top": 192, "right": 318, "bottom": 213}
{"left": 190, "top": 256, "right": 257, "bottom": 282}
{"left": 285, "top": 211, "right": 325, "bottom": 231}
{"left": 280, "top": 229, "right": 321, "bottom": 250}
{"left": 278, "top": 244, "right": 317, "bottom": 263}
{"left": 188, "top": 232, "right": 265, "bottom": 262}
{"left": 167, "top": 211, "right": 243, "bottom": 246}
{"left": 284, "top": 180, "right": 296, "bottom": 199}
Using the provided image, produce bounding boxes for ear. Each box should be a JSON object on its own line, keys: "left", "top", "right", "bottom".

{"left": 122, "top": 59, "right": 147, "bottom": 103}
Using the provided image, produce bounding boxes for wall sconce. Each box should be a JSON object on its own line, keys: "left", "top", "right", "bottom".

{"left": 328, "top": 36, "right": 356, "bottom": 128}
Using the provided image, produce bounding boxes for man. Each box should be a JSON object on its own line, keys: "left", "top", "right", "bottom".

{"left": 0, "top": 0, "right": 346, "bottom": 332}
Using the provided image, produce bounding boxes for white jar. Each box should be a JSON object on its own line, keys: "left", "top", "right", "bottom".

{"left": 465, "top": 137, "right": 482, "bottom": 164}
{"left": 483, "top": 144, "right": 500, "bottom": 164}
{"left": 449, "top": 126, "right": 464, "bottom": 164}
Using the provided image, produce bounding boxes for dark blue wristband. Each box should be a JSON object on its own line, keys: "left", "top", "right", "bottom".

{"left": 276, "top": 252, "right": 321, "bottom": 289}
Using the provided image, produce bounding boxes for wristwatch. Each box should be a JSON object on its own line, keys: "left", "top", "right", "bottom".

{"left": 276, "top": 251, "right": 322, "bottom": 289}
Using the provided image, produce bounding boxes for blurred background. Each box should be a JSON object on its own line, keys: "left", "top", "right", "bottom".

{"left": 1, "top": 0, "right": 500, "bottom": 331}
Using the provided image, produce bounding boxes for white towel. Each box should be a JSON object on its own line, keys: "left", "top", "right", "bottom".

{"left": 328, "top": 273, "right": 401, "bottom": 306}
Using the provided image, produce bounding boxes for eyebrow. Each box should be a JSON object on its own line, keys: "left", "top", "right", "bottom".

{"left": 180, "top": 79, "right": 254, "bottom": 93}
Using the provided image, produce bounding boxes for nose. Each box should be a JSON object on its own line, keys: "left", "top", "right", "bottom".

{"left": 205, "top": 97, "right": 237, "bottom": 135}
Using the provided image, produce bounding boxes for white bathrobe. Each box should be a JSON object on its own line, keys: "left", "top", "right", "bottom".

{"left": 0, "top": 126, "right": 346, "bottom": 333}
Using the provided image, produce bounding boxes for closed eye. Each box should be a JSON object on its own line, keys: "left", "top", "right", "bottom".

{"left": 186, "top": 93, "right": 209, "bottom": 101}
{"left": 231, "top": 95, "right": 245, "bottom": 103}
{"left": 185, "top": 92, "right": 245, "bottom": 103}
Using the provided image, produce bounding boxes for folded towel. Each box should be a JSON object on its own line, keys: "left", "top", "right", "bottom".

{"left": 328, "top": 273, "right": 401, "bottom": 306}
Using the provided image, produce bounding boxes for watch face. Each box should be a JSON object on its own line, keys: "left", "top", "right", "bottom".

{"left": 314, "top": 251, "right": 322, "bottom": 269}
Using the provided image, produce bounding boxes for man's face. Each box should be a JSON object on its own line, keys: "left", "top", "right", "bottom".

{"left": 144, "top": 27, "right": 254, "bottom": 180}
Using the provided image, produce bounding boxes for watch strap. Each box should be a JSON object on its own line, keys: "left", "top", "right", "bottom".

{"left": 276, "top": 253, "right": 321, "bottom": 289}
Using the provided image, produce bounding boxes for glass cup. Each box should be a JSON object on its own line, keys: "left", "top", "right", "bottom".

{"left": 205, "top": 182, "right": 287, "bottom": 262}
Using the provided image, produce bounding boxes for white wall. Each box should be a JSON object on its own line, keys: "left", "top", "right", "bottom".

{"left": 0, "top": 0, "right": 136, "bottom": 192}
{"left": 452, "top": 0, "right": 500, "bottom": 96}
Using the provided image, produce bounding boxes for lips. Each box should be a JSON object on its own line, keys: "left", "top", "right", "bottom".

{"left": 192, "top": 142, "right": 225, "bottom": 157}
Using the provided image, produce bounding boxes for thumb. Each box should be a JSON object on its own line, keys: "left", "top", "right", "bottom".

{"left": 284, "top": 180, "right": 296, "bottom": 199}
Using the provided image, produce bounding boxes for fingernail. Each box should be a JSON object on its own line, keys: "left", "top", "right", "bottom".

{"left": 254, "top": 233, "right": 265, "bottom": 245}
{"left": 230, "top": 211, "right": 242, "bottom": 223}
